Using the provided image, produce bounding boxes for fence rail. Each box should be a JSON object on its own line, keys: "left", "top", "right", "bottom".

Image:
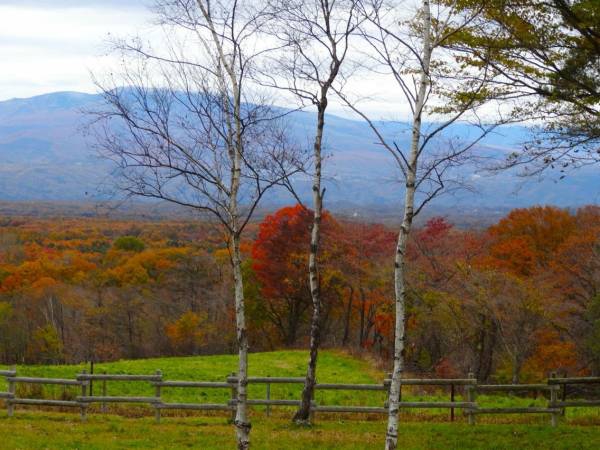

{"left": 547, "top": 374, "right": 600, "bottom": 412}
{"left": 1, "top": 367, "right": 598, "bottom": 427}
{"left": 1, "top": 367, "right": 89, "bottom": 420}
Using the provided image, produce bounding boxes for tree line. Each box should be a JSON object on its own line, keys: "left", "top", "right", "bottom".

{"left": 1, "top": 205, "right": 598, "bottom": 378}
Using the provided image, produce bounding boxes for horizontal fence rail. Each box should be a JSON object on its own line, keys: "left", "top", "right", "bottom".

{"left": 548, "top": 377, "right": 600, "bottom": 385}
{"left": 7, "top": 376, "right": 83, "bottom": 386}
{"left": 1, "top": 367, "right": 89, "bottom": 420}
{"left": 548, "top": 374, "right": 600, "bottom": 412}
{"left": 77, "top": 374, "right": 162, "bottom": 382}
{"left": 0, "top": 366, "right": 16, "bottom": 405}
{"left": 0, "top": 367, "right": 598, "bottom": 426}
{"left": 384, "top": 378, "right": 475, "bottom": 386}
{"left": 476, "top": 384, "right": 557, "bottom": 392}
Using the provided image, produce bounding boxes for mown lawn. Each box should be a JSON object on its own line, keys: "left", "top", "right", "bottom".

{"left": 0, "top": 412, "right": 599, "bottom": 449}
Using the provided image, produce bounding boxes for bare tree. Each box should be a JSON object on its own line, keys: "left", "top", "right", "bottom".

{"left": 337, "top": 0, "right": 511, "bottom": 447}
{"left": 457, "top": 268, "right": 546, "bottom": 384}
{"left": 91, "top": 1, "right": 303, "bottom": 447}
{"left": 263, "top": 0, "right": 360, "bottom": 424}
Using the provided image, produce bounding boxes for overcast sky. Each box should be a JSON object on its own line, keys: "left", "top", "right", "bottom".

{"left": 0, "top": 1, "right": 153, "bottom": 101}
{"left": 0, "top": 0, "right": 424, "bottom": 119}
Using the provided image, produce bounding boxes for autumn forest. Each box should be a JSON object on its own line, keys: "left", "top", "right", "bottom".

{"left": 1, "top": 204, "right": 598, "bottom": 386}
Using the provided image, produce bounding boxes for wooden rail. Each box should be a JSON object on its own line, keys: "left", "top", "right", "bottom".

{"left": 548, "top": 373, "right": 600, "bottom": 413}
{"left": 1, "top": 368, "right": 88, "bottom": 420}
{"left": 77, "top": 374, "right": 162, "bottom": 382}
{"left": 153, "top": 376, "right": 234, "bottom": 421}
{"left": 7, "top": 376, "right": 83, "bottom": 386}
{"left": 1, "top": 367, "right": 598, "bottom": 426}
{"left": 384, "top": 374, "right": 477, "bottom": 421}
{"left": 548, "top": 376, "right": 600, "bottom": 385}
{"left": 0, "top": 365, "right": 15, "bottom": 405}
{"left": 384, "top": 378, "right": 475, "bottom": 385}
{"left": 468, "top": 378, "right": 561, "bottom": 427}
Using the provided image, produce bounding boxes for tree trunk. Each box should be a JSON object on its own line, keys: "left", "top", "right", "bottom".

{"left": 512, "top": 354, "right": 523, "bottom": 385}
{"left": 359, "top": 288, "right": 366, "bottom": 347}
{"left": 385, "top": 2, "right": 431, "bottom": 449}
{"left": 231, "top": 233, "right": 250, "bottom": 449}
{"left": 342, "top": 285, "right": 354, "bottom": 346}
{"left": 228, "top": 60, "right": 250, "bottom": 446}
{"left": 126, "top": 308, "right": 135, "bottom": 359}
{"left": 294, "top": 101, "right": 326, "bottom": 424}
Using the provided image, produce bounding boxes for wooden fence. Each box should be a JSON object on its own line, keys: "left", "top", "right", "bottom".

{"left": 1, "top": 366, "right": 598, "bottom": 427}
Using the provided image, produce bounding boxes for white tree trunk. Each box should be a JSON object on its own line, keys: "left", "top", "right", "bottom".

{"left": 231, "top": 231, "right": 250, "bottom": 449}
{"left": 295, "top": 101, "right": 326, "bottom": 424}
{"left": 385, "top": 2, "right": 432, "bottom": 449}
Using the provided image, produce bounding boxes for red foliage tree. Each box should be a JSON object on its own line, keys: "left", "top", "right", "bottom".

{"left": 251, "top": 205, "right": 348, "bottom": 346}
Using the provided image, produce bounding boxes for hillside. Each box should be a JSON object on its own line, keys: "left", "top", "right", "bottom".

{"left": 0, "top": 351, "right": 384, "bottom": 407}
{"left": 0, "top": 350, "right": 588, "bottom": 417}
{"left": 0, "top": 92, "right": 598, "bottom": 211}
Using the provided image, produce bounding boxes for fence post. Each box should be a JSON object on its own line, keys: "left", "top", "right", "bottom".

{"left": 467, "top": 372, "right": 476, "bottom": 425}
{"left": 550, "top": 384, "right": 558, "bottom": 427}
{"left": 89, "top": 360, "right": 94, "bottom": 396}
{"left": 549, "top": 372, "right": 558, "bottom": 427}
{"left": 450, "top": 383, "right": 455, "bottom": 422}
{"left": 229, "top": 372, "right": 237, "bottom": 422}
{"left": 559, "top": 372, "right": 567, "bottom": 417}
{"left": 155, "top": 370, "right": 162, "bottom": 423}
{"left": 265, "top": 375, "right": 271, "bottom": 417}
{"left": 101, "top": 371, "right": 107, "bottom": 413}
{"left": 80, "top": 369, "right": 87, "bottom": 422}
{"left": 7, "top": 365, "right": 15, "bottom": 417}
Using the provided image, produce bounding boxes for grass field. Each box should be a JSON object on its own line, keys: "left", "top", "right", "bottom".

{"left": 1, "top": 349, "right": 600, "bottom": 449}
{"left": 1, "top": 412, "right": 599, "bottom": 449}
{"left": 0, "top": 350, "right": 388, "bottom": 408}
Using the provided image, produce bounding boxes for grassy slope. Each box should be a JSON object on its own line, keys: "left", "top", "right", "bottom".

{"left": 0, "top": 350, "right": 386, "bottom": 406}
{"left": 1, "top": 350, "right": 598, "bottom": 421}
{"left": 1, "top": 412, "right": 600, "bottom": 449}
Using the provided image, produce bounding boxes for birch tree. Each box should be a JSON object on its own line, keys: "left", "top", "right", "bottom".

{"left": 264, "top": 0, "right": 360, "bottom": 424}
{"left": 338, "top": 1, "right": 510, "bottom": 447}
{"left": 91, "top": 1, "right": 303, "bottom": 447}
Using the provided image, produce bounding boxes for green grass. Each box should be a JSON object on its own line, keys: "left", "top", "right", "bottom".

{"left": 1, "top": 350, "right": 600, "bottom": 422}
{"left": 0, "top": 412, "right": 599, "bottom": 449}
{"left": 1, "top": 350, "right": 386, "bottom": 407}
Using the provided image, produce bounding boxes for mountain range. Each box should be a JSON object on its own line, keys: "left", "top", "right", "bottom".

{"left": 0, "top": 91, "right": 598, "bottom": 217}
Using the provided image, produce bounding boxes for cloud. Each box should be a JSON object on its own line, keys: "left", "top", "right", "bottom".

{"left": 0, "top": 1, "right": 149, "bottom": 9}
{"left": 0, "top": 3, "right": 152, "bottom": 101}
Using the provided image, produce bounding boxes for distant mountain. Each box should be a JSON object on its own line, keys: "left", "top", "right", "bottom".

{"left": 0, "top": 91, "right": 597, "bottom": 213}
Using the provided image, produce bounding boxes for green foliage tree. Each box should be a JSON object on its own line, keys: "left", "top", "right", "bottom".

{"left": 447, "top": 0, "right": 600, "bottom": 173}
{"left": 113, "top": 236, "right": 145, "bottom": 252}
{"left": 27, "top": 324, "right": 63, "bottom": 364}
{"left": 585, "top": 295, "right": 600, "bottom": 374}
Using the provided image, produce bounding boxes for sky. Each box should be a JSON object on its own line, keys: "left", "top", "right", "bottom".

{"left": 0, "top": 0, "right": 412, "bottom": 119}
{"left": 0, "top": 0, "right": 152, "bottom": 101}
{"left": 0, "top": 0, "right": 454, "bottom": 120}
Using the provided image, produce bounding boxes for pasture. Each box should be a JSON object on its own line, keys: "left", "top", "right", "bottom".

{"left": 1, "top": 350, "right": 600, "bottom": 449}
{"left": 1, "top": 413, "right": 600, "bottom": 449}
